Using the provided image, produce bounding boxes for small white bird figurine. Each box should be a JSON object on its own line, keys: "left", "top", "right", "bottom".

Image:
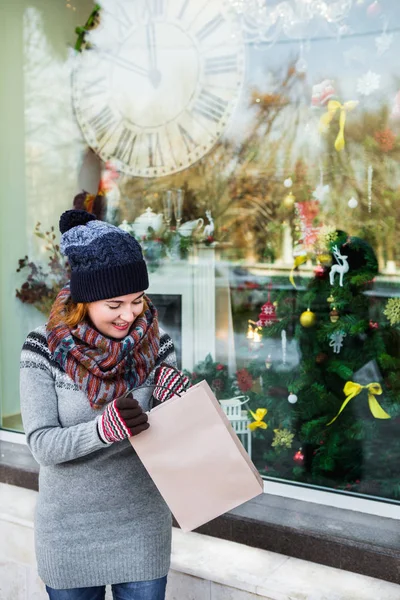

{"left": 203, "top": 210, "right": 214, "bottom": 238}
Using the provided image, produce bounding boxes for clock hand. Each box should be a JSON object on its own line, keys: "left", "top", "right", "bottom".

{"left": 100, "top": 51, "right": 150, "bottom": 78}
{"left": 146, "top": 22, "right": 161, "bottom": 88}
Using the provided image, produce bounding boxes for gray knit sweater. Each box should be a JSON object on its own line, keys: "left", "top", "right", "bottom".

{"left": 20, "top": 325, "right": 176, "bottom": 589}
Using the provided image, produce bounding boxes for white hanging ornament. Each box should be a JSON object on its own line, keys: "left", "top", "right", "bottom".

{"left": 281, "top": 329, "right": 287, "bottom": 366}
{"left": 348, "top": 197, "right": 358, "bottom": 209}
{"left": 288, "top": 393, "right": 298, "bottom": 404}
{"left": 329, "top": 245, "right": 349, "bottom": 287}
{"left": 329, "top": 331, "right": 346, "bottom": 354}
{"left": 312, "top": 184, "right": 330, "bottom": 203}
{"left": 284, "top": 178, "right": 293, "bottom": 188}
{"left": 367, "top": 165, "right": 373, "bottom": 213}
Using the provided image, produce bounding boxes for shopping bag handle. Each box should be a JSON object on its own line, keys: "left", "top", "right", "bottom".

{"left": 122, "top": 383, "right": 183, "bottom": 400}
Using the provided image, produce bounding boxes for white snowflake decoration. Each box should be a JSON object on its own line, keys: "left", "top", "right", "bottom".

{"left": 312, "top": 184, "right": 330, "bottom": 202}
{"left": 375, "top": 32, "right": 393, "bottom": 57}
{"left": 357, "top": 71, "right": 381, "bottom": 96}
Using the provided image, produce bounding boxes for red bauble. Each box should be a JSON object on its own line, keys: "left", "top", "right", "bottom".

{"left": 314, "top": 265, "right": 325, "bottom": 278}
{"left": 369, "top": 320, "right": 379, "bottom": 330}
{"left": 374, "top": 128, "right": 396, "bottom": 152}
{"left": 294, "top": 450, "right": 304, "bottom": 463}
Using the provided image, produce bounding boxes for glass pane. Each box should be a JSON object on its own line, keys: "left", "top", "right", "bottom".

{"left": 1, "top": 0, "right": 399, "bottom": 503}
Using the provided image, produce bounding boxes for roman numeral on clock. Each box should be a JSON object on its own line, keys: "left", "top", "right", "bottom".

{"left": 148, "top": 132, "right": 164, "bottom": 167}
{"left": 149, "top": 0, "right": 165, "bottom": 17}
{"left": 114, "top": 128, "right": 137, "bottom": 165}
{"left": 89, "top": 106, "right": 117, "bottom": 143}
{"left": 177, "top": 0, "right": 190, "bottom": 20}
{"left": 192, "top": 89, "right": 228, "bottom": 123}
{"left": 178, "top": 123, "right": 198, "bottom": 153}
{"left": 204, "top": 55, "right": 237, "bottom": 75}
{"left": 196, "top": 14, "right": 224, "bottom": 42}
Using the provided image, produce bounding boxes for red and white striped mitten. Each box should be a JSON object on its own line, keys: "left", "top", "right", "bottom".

{"left": 98, "top": 400, "right": 131, "bottom": 443}
{"left": 153, "top": 364, "right": 190, "bottom": 403}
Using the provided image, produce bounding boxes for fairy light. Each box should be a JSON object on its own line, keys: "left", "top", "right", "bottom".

{"left": 253, "top": 328, "right": 262, "bottom": 344}
{"left": 246, "top": 323, "right": 255, "bottom": 340}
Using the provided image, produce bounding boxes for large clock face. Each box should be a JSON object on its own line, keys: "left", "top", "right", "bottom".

{"left": 72, "top": 0, "right": 245, "bottom": 177}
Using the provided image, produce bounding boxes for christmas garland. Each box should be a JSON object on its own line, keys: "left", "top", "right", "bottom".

{"left": 74, "top": 4, "right": 101, "bottom": 52}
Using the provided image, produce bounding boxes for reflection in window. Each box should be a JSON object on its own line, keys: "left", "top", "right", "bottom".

{"left": 2, "top": 1, "right": 400, "bottom": 503}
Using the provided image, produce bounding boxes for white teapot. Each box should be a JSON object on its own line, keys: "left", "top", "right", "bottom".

{"left": 130, "top": 207, "right": 163, "bottom": 238}
{"left": 178, "top": 218, "right": 204, "bottom": 237}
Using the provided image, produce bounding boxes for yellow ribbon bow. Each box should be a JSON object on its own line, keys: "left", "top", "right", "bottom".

{"left": 290, "top": 254, "right": 308, "bottom": 288}
{"left": 248, "top": 408, "right": 268, "bottom": 431}
{"left": 290, "top": 254, "right": 331, "bottom": 288}
{"left": 327, "top": 381, "right": 391, "bottom": 426}
{"left": 319, "top": 100, "right": 359, "bottom": 152}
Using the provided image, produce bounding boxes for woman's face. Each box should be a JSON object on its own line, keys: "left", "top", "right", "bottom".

{"left": 87, "top": 291, "right": 145, "bottom": 339}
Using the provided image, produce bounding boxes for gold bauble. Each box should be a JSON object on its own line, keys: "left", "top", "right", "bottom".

{"left": 300, "top": 309, "right": 317, "bottom": 328}
{"left": 283, "top": 191, "right": 296, "bottom": 209}
{"left": 318, "top": 253, "right": 332, "bottom": 266}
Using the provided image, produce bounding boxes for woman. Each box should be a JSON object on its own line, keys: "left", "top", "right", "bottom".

{"left": 20, "top": 209, "right": 179, "bottom": 600}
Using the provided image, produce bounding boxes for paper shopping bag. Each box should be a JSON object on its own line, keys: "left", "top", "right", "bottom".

{"left": 129, "top": 380, "right": 263, "bottom": 532}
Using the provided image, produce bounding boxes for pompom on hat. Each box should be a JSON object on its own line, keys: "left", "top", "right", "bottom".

{"left": 59, "top": 209, "right": 149, "bottom": 303}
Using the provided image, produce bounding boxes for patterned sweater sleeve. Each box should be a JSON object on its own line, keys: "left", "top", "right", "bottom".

{"left": 142, "top": 329, "right": 179, "bottom": 407}
{"left": 20, "top": 331, "right": 107, "bottom": 467}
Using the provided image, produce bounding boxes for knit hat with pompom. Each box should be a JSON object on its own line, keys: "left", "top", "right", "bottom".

{"left": 59, "top": 209, "right": 148, "bottom": 302}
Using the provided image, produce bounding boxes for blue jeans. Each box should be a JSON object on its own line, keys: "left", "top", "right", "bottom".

{"left": 46, "top": 576, "right": 167, "bottom": 600}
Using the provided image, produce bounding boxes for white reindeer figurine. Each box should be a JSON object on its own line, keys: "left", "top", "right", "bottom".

{"left": 329, "top": 245, "right": 349, "bottom": 287}
{"left": 203, "top": 210, "right": 214, "bottom": 238}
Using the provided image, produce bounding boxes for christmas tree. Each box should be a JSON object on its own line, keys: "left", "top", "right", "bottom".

{"left": 188, "top": 231, "right": 400, "bottom": 500}
{"left": 249, "top": 231, "right": 400, "bottom": 499}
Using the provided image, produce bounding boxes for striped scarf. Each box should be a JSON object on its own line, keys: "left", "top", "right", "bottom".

{"left": 46, "top": 287, "right": 160, "bottom": 408}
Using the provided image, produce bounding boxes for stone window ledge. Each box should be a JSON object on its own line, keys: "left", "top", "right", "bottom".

{"left": 1, "top": 439, "right": 399, "bottom": 585}
{"left": 169, "top": 529, "right": 400, "bottom": 599}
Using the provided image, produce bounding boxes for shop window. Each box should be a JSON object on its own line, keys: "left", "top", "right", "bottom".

{"left": 1, "top": 1, "right": 400, "bottom": 504}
